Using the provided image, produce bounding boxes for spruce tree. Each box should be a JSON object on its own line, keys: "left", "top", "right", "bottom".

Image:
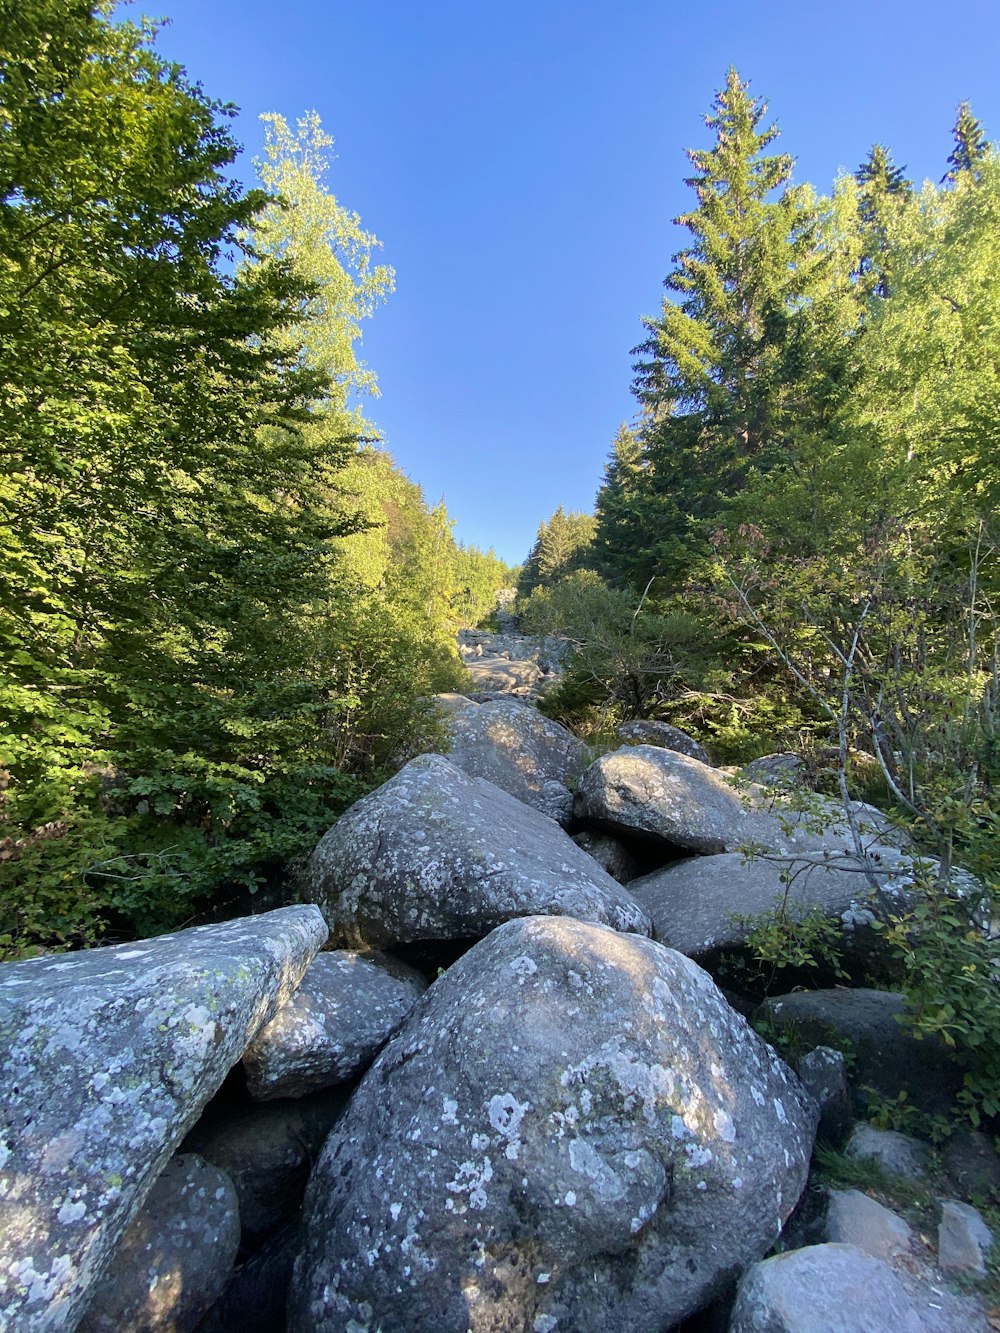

{"left": 617, "top": 68, "right": 828, "bottom": 584}
{"left": 943, "top": 102, "right": 989, "bottom": 184}
{"left": 855, "top": 144, "right": 912, "bottom": 298}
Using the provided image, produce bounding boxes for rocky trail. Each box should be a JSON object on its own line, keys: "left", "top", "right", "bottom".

{"left": 1, "top": 650, "right": 997, "bottom": 1331}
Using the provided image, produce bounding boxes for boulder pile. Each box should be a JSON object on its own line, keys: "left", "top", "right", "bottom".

{"left": 0, "top": 697, "right": 992, "bottom": 1330}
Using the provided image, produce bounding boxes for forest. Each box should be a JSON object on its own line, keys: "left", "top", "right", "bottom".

{"left": 0, "top": 2, "right": 513, "bottom": 954}
{"left": 3, "top": 2, "right": 1000, "bottom": 1116}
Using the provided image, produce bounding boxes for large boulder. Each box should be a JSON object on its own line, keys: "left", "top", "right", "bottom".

{"left": 182, "top": 1087, "right": 352, "bottom": 1249}
{"left": 288, "top": 916, "right": 816, "bottom": 1332}
{"left": 730, "top": 1243, "right": 985, "bottom": 1333}
{"left": 617, "top": 719, "right": 711, "bottom": 765}
{"left": 575, "top": 746, "right": 903, "bottom": 864}
{"left": 757, "top": 989, "right": 963, "bottom": 1117}
{"left": 0, "top": 906, "right": 326, "bottom": 1332}
{"left": 243, "top": 950, "right": 426, "bottom": 1100}
{"left": 445, "top": 697, "right": 587, "bottom": 827}
{"left": 77, "top": 1154, "right": 240, "bottom": 1332}
{"left": 307, "top": 754, "right": 651, "bottom": 950}
{"left": 627, "top": 849, "right": 916, "bottom": 960}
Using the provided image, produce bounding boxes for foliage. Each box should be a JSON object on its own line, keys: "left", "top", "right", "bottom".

{"left": 517, "top": 505, "right": 596, "bottom": 598}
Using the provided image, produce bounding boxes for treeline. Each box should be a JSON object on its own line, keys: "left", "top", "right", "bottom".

{"left": 0, "top": 4, "right": 512, "bottom": 955}
{"left": 519, "top": 70, "right": 1000, "bottom": 1118}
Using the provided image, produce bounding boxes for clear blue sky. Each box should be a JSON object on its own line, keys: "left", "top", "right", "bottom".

{"left": 131, "top": 0, "right": 1000, "bottom": 565}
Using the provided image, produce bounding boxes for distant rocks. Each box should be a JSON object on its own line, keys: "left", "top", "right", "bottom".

{"left": 618, "top": 718, "right": 711, "bottom": 764}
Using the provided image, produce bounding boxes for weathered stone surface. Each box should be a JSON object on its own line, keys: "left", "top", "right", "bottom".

{"left": 77, "top": 1154, "right": 239, "bottom": 1332}
{"left": 288, "top": 915, "right": 816, "bottom": 1333}
{"left": 0, "top": 906, "right": 326, "bottom": 1332}
{"left": 739, "top": 752, "right": 807, "bottom": 789}
{"left": 758, "top": 990, "right": 962, "bottom": 1118}
{"left": 445, "top": 697, "right": 587, "bottom": 828}
{"left": 939, "top": 1199, "right": 993, "bottom": 1276}
{"left": 627, "top": 851, "right": 896, "bottom": 958}
{"left": 730, "top": 1243, "right": 986, "bottom": 1333}
{"left": 243, "top": 950, "right": 426, "bottom": 1100}
{"left": 576, "top": 748, "right": 909, "bottom": 872}
{"left": 617, "top": 719, "right": 711, "bottom": 765}
{"left": 432, "top": 692, "right": 479, "bottom": 719}
{"left": 307, "top": 755, "right": 651, "bottom": 950}
{"left": 182, "top": 1087, "right": 351, "bottom": 1247}
{"left": 796, "top": 1047, "right": 852, "bottom": 1147}
{"left": 942, "top": 1128, "right": 1000, "bottom": 1201}
{"left": 571, "top": 830, "right": 640, "bottom": 884}
{"left": 197, "top": 1225, "right": 299, "bottom": 1333}
{"left": 824, "top": 1190, "right": 914, "bottom": 1264}
{"left": 846, "top": 1125, "right": 932, "bottom": 1182}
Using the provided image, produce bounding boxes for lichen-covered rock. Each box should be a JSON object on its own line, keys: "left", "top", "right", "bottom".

{"left": 627, "top": 849, "right": 916, "bottom": 960}
{"left": 846, "top": 1125, "right": 932, "bottom": 1182}
{"left": 938, "top": 1200, "right": 993, "bottom": 1276}
{"left": 617, "top": 719, "right": 711, "bottom": 765}
{"left": 288, "top": 915, "right": 816, "bottom": 1333}
{"left": 307, "top": 755, "right": 651, "bottom": 950}
{"left": 0, "top": 906, "right": 326, "bottom": 1332}
{"left": 445, "top": 697, "right": 587, "bottom": 828}
{"left": 77, "top": 1154, "right": 239, "bottom": 1332}
{"left": 243, "top": 951, "right": 426, "bottom": 1100}
{"left": 182, "top": 1087, "right": 351, "bottom": 1248}
{"left": 575, "top": 747, "right": 905, "bottom": 866}
{"left": 730, "top": 1243, "right": 985, "bottom": 1333}
{"left": 739, "top": 752, "right": 807, "bottom": 790}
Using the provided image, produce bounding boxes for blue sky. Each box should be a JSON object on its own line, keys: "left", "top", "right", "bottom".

{"left": 134, "top": 1, "right": 1000, "bottom": 565}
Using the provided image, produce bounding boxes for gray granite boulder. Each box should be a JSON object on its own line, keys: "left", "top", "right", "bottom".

{"left": 445, "top": 697, "right": 587, "bottom": 827}
{"left": 571, "top": 829, "right": 639, "bottom": 884}
{"left": 0, "top": 906, "right": 326, "bottom": 1332}
{"left": 243, "top": 950, "right": 426, "bottom": 1100}
{"left": 288, "top": 915, "right": 816, "bottom": 1333}
{"left": 730, "top": 1243, "right": 986, "bottom": 1332}
{"left": 627, "top": 847, "right": 926, "bottom": 963}
{"left": 575, "top": 747, "right": 906, "bottom": 868}
{"left": 78, "top": 1154, "right": 239, "bottom": 1332}
{"left": 824, "top": 1190, "right": 914, "bottom": 1264}
{"left": 739, "top": 752, "right": 807, "bottom": 789}
{"left": 939, "top": 1200, "right": 993, "bottom": 1276}
{"left": 307, "top": 754, "right": 651, "bottom": 950}
{"left": 796, "top": 1047, "right": 852, "bottom": 1146}
{"left": 757, "top": 989, "right": 962, "bottom": 1118}
{"left": 618, "top": 719, "right": 711, "bottom": 764}
{"left": 846, "top": 1125, "right": 933, "bottom": 1182}
{"left": 182, "top": 1087, "right": 351, "bottom": 1248}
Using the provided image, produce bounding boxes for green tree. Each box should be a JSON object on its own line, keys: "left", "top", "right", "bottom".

{"left": 855, "top": 144, "right": 912, "bottom": 299}
{"left": 943, "top": 102, "right": 989, "bottom": 184}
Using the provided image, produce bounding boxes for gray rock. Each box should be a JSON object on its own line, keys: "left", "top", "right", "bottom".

{"left": 574, "top": 745, "right": 768, "bottom": 852}
{"left": 740, "top": 753, "right": 807, "bottom": 789}
{"left": 574, "top": 747, "right": 901, "bottom": 865}
{"left": 846, "top": 1125, "right": 933, "bottom": 1183}
{"left": 182, "top": 1086, "right": 350, "bottom": 1247}
{"left": 243, "top": 951, "right": 426, "bottom": 1100}
{"left": 196, "top": 1225, "right": 299, "bottom": 1333}
{"left": 288, "top": 915, "right": 817, "bottom": 1333}
{"left": 445, "top": 697, "right": 587, "bottom": 828}
{"left": 939, "top": 1199, "right": 993, "bottom": 1275}
{"left": 0, "top": 907, "right": 326, "bottom": 1332}
{"left": 307, "top": 754, "right": 651, "bottom": 950}
{"left": 617, "top": 719, "right": 711, "bottom": 765}
{"left": 730, "top": 1242, "right": 986, "bottom": 1333}
{"left": 627, "top": 851, "right": 893, "bottom": 959}
{"left": 942, "top": 1128, "right": 1000, "bottom": 1202}
{"left": 825, "top": 1189, "right": 914, "bottom": 1263}
{"left": 757, "top": 990, "right": 962, "bottom": 1118}
{"left": 432, "top": 692, "right": 479, "bottom": 718}
{"left": 571, "top": 830, "right": 640, "bottom": 884}
{"left": 77, "top": 1154, "right": 240, "bottom": 1332}
{"left": 797, "top": 1047, "right": 852, "bottom": 1147}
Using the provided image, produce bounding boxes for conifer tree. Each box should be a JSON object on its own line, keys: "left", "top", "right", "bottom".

{"left": 614, "top": 68, "right": 831, "bottom": 584}
{"left": 855, "top": 144, "right": 912, "bottom": 298}
{"left": 943, "top": 102, "right": 989, "bottom": 184}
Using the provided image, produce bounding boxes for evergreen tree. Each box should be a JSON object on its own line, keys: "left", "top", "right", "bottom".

{"left": 855, "top": 144, "right": 912, "bottom": 298}
{"left": 614, "top": 68, "right": 833, "bottom": 584}
{"left": 943, "top": 102, "right": 989, "bottom": 184}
